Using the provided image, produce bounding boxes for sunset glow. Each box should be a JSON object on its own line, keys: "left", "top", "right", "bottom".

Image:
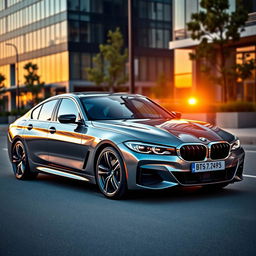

{"left": 188, "top": 97, "right": 197, "bottom": 105}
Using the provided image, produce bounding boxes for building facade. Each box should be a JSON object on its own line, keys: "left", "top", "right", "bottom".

{"left": 170, "top": 0, "right": 256, "bottom": 103}
{"left": 0, "top": 0, "right": 173, "bottom": 111}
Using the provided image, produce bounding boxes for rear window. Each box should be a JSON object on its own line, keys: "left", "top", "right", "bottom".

{"left": 38, "top": 100, "right": 58, "bottom": 121}
{"left": 31, "top": 105, "right": 42, "bottom": 120}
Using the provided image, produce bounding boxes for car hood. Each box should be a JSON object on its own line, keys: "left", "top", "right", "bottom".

{"left": 91, "top": 118, "right": 235, "bottom": 146}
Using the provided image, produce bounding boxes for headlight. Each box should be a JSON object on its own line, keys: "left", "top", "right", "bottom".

{"left": 231, "top": 139, "right": 241, "bottom": 150}
{"left": 124, "top": 142, "right": 176, "bottom": 155}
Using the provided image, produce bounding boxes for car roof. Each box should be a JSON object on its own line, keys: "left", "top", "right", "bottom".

{"left": 53, "top": 92, "right": 144, "bottom": 98}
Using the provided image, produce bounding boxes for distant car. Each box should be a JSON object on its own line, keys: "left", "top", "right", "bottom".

{"left": 8, "top": 93, "right": 245, "bottom": 199}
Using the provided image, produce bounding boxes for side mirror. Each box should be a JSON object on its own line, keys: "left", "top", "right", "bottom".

{"left": 58, "top": 114, "right": 77, "bottom": 124}
{"left": 172, "top": 111, "right": 182, "bottom": 119}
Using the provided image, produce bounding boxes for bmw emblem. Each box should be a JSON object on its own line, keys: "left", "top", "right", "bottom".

{"left": 199, "top": 137, "right": 207, "bottom": 142}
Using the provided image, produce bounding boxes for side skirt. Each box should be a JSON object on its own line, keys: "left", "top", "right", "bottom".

{"left": 36, "top": 166, "right": 96, "bottom": 183}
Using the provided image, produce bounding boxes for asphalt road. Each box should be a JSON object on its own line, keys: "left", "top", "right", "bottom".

{"left": 0, "top": 136, "right": 256, "bottom": 256}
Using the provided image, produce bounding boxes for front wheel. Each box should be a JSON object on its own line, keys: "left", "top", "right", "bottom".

{"left": 95, "top": 147, "right": 127, "bottom": 199}
{"left": 11, "top": 140, "right": 38, "bottom": 180}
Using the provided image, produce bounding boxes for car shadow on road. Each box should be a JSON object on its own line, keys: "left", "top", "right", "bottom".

{"left": 126, "top": 185, "right": 246, "bottom": 203}
{"left": 34, "top": 173, "right": 247, "bottom": 203}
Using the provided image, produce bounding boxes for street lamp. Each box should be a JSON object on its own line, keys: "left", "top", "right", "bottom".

{"left": 6, "top": 43, "right": 20, "bottom": 113}
{"left": 128, "top": 0, "right": 135, "bottom": 94}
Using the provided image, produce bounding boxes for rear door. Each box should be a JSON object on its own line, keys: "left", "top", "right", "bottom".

{"left": 47, "top": 97, "right": 88, "bottom": 172}
{"left": 24, "top": 99, "right": 59, "bottom": 165}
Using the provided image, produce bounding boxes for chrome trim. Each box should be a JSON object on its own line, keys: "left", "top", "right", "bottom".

{"left": 176, "top": 141, "right": 231, "bottom": 162}
{"left": 208, "top": 141, "right": 231, "bottom": 161}
{"left": 176, "top": 143, "right": 208, "bottom": 162}
{"left": 37, "top": 166, "right": 89, "bottom": 182}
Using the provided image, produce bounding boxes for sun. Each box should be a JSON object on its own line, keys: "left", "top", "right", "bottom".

{"left": 188, "top": 97, "right": 197, "bottom": 105}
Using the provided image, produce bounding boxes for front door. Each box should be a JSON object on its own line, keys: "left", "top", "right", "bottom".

{"left": 47, "top": 98, "right": 88, "bottom": 172}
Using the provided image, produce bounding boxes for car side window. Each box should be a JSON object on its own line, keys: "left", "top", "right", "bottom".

{"left": 38, "top": 100, "right": 58, "bottom": 121}
{"left": 31, "top": 105, "right": 42, "bottom": 120}
{"left": 57, "top": 98, "right": 79, "bottom": 121}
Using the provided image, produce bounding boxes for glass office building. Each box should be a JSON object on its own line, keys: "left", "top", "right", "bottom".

{"left": 170, "top": 0, "right": 256, "bottom": 102}
{"left": 0, "top": 0, "right": 173, "bottom": 111}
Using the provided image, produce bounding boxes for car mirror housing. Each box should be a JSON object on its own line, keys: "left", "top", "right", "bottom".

{"left": 58, "top": 114, "right": 77, "bottom": 124}
{"left": 172, "top": 111, "right": 182, "bottom": 119}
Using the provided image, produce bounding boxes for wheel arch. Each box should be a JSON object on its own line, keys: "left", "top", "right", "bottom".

{"left": 93, "top": 140, "right": 128, "bottom": 180}
{"left": 8, "top": 135, "right": 27, "bottom": 160}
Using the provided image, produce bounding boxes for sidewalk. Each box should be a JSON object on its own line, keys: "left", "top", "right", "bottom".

{"left": 1, "top": 124, "right": 256, "bottom": 144}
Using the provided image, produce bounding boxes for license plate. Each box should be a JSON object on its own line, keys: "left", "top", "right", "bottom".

{"left": 191, "top": 161, "right": 225, "bottom": 173}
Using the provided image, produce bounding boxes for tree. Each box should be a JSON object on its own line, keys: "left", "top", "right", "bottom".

{"left": 187, "top": 0, "right": 248, "bottom": 102}
{"left": 24, "top": 62, "right": 45, "bottom": 105}
{"left": 0, "top": 73, "right": 6, "bottom": 112}
{"left": 229, "top": 58, "right": 256, "bottom": 101}
{"left": 86, "top": 28, "right": 128, "bottom": 92}
{"left": 0, "top": 73, "right": 5, "bottom": 90}
{"left": 151, "top": 73, "right": 170, "bottom": 99}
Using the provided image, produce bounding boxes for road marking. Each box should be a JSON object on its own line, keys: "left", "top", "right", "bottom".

{"left": 2, "top": 148, "right": 7, "bottom": 151}
{"left": 244, "top": 174, "right": 256, "bottom": 179}
{"left": 245, "top": 150, "right": 256, "bottom": 153}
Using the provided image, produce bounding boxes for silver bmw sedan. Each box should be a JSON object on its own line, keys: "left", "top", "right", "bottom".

{"left": 8, "top": 93, "right": 245, "bottom": 199}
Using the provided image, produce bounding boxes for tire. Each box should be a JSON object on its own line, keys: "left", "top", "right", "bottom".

{"left": 11, "top": 140, "right": 38, "bottom": 180}
{"left": 95, "top": 146, "right": 127, "bottom": 199}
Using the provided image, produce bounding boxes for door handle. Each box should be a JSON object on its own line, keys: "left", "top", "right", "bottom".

{"left": 49, "top": 127, "right": 56, "bottom": 134}
{"left": 27, "top": 124, "right": 33, "bottom": 130}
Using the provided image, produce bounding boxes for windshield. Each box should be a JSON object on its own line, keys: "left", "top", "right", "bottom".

{"left": 80, "top": 96, "right": 173, "bottom": 120}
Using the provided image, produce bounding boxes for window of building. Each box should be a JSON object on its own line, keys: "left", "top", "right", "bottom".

{"left": 0, "top": 0, "right": 5, "bottom": 11}
{"left": 174, "top": 49, "right": 192, "bottom": 88}
{"left": 69, "top": 21, "right": 80, "bottom": 42}
{"left": 38, "top": 100, "right": 58, "bottom": 121}
{"left": 68, "top": 0, "right": 79, "bottom": 11}
{"left": 10, "top": 64, "right": 16, "bottom": 86}
{"left": 242, "top": 0, "right": 256, "bottom": 13}
{"left": 70, "top": 53, "right": 81, "bottom": 79}
{"left": 91, "top": 0, "right": 103, "bottom": 13}
{"left": 139, "top": 1, "right": 148, "bottom": 18}
{"left": 81, "top": 53, "right": 91, "bottom": 80}
{"left": 186, "top": 0, "right": 198, "bottom": 24}
{"left": 80, "top": 0, "right": 90, "bottom": 12}
{"left": 91, "top": 24, "right": 103, "bottom": 43}
{"left": 80, "top": 22, "right": 90, "bottom": 42}
{"left": 139, "top": 57, "right": 147, "bottom": 81}
{"left": 148, "top": 57, "right": 157, "bottom": 81}
{"left": 236, "top": 45, "right": 256, "bottom": 101}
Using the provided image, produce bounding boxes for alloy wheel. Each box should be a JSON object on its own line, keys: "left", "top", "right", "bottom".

{"left": 12, "top": 141, "right": 27, "bottom": 179}
{"left": 97, "top": 149, "right": 122, "bottom": 196}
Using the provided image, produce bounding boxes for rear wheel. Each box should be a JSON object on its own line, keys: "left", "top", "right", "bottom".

{"left": 12, "top": 140, "right": 38, "bottom": 180}
{"left": 96, "top": 147, "right": 127, "bottom": 199}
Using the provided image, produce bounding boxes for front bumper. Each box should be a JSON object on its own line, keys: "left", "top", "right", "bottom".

{"left": 118, "top": 143, "right": 245, "bottom": 190}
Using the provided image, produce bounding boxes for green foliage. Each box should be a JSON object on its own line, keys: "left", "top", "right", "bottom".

{"left": 86, "top": 28, "right": 128, "bottom": 92}
{"left": 217, "top": 101, "right": 256, "bottom": 112}
{"left": 187, "top": 0, "right": 248, "bottom": 102}
{"left": 0, "top": 108, "right": 28, "bottom": 117}
{"left": 151, "top": 73, "right": 170, "bottom": 98}
{"left": 234, "top": 58, "right": 256, "bottom": 81}
{"left": 24, "top": 62, "right": 45, "bottom": 105}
